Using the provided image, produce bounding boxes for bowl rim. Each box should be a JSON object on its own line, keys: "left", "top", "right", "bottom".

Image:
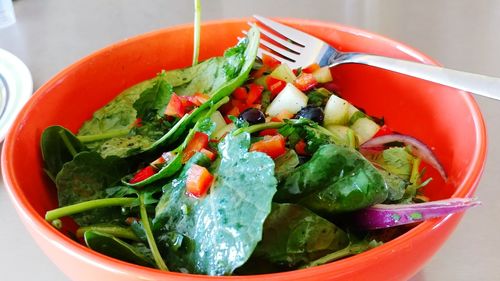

{"left": 1, "top": 17, "right": 487, "bottom": 279}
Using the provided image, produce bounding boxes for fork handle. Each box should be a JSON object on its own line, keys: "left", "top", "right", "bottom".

{"left": 333, "top": 53, "right": 500, "bottom": 100}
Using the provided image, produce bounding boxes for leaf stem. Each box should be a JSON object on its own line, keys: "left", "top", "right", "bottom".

{"left": 233, "top": 122, "right": 284, "bottom": 135}
{"left": 139, "top": 193, "right": 169, "bottom": 271}
{"left": 76, "top": 225, "right": 140, "bottom": 241}
{"left": 45, "top": 198, "right": 136, "bottom": 221}
{"left": 77, "top": 129, "right": 130, "bottom": 143}
{"left": 192, "top": 0, "right": 201, "bottom": 65}
{"left": 58, "top": 130, "right": 78, "bottom": 157}
{"left": 301, "top": 240, "right": 381, "bottom": 268}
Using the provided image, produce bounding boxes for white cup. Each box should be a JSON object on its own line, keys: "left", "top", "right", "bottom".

{"left": 0, "top": 0, "right": 15, "bottom": 28}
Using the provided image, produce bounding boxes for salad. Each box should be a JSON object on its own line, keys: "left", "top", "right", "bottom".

{"left": 41, "top": 25, "right": 478, "bottom": 275}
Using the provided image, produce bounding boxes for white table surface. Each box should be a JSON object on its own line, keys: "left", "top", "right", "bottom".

{"left": 1, "top": 0, "right": 499, "bottom": 280}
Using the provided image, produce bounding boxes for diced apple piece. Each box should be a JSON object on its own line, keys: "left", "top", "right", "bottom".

{"left": 212, "top": 123, "right": 235, "bottom": 141}
{"left": 270, "top": 64, "right": 297, "bottom": 83}
{"left": 325, "top": 124, "right": 358, "bottom": 148}
{"left": 312, "top": 66, "right": 333, "bottom": 83}
{"left": 209, "top": 111, "right": 226, "bottom": 135}
{"left": 323, "top": 95, "right": 350, "bottom": 125}
{"left": 347, "top": 103, "right": 360, "bottom": 119}
{"left": 266, "top": 83, "right": 308, "bottom": 117}
{"left": 351, "top": 117, "right": 380, "bottom": 144}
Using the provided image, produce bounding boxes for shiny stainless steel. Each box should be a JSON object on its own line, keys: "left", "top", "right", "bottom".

{"left": 253, "top": 15, "right": 500, "bottom": 100}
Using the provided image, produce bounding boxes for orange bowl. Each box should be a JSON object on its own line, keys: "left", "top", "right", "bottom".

{"left": 1, "top": 18, "right": 487, "bottom": 280}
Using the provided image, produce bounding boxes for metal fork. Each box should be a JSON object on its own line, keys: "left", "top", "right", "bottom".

{"left": 252, "top": 15, "right": 500, "bottom": 100}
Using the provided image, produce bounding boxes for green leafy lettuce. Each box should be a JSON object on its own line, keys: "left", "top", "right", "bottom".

{"left": 55, "top": 151, "right": 130, "bottom": 225}
{"left": 154, "top": 132, "right": 277, "bottom": 275}
{"left": 275, "top": 144, "right": 388, "bottom": 214}
{"left": 76, "top": 26, "right": 259, "bottom": 158}
{"left": 253, "top": 203, "right": 349, "bottom": 268}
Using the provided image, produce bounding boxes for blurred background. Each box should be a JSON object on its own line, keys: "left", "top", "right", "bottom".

{"left": 1, "top": 0, "right": 499, "bottom": 280}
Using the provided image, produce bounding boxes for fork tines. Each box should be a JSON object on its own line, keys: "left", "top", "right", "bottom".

{"left": 248, "top": 15, "right": 322, "bottom": 69}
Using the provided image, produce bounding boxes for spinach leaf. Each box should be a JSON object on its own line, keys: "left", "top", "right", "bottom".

{"left": 133, "top": 71, "right": 173, "bottom": 121}
{"left": 148, "top": 26, "right": 260, "bottom": 149}
{"left": 154, "top": 132, "right": 277, "bottom": 275}
{"left": 76, "top": 224, "right": 140, "bottom": 241}
{"left": 77, "top": 78, "right": 156, "bottom": 146}
{"left": 301, "top": 238, "right": 382, "bottom": 269}
{"left": 41, "top": 125, "right": 87, "bottom": 181}
{"left": 275, "top": 144, "right": 388, "bottom": 214}
{"left": 84, "top": 230, "right": 155, "bottom": 267}
{"left": 121, "top": 115, "right": 217, "bottom": 187}
{"left": 274, "top": 149, "right": 300, "bottom": 182}
{"left": 76, "top": 27, "right": 259, "bottom": 159}
{"left": 96, "top": 135, "right": 155, "bottom": 158}
{"left": 121, "top": 155, "right": 182, "bottom": 187}
{"left": 55, "top": 151, "right": 130, "bottom": 225}
{"left": 166, "top": 57, "right": 225, "bottom": 96}
{"left": 253, "top": 203, "right": 349, "bottom": 268}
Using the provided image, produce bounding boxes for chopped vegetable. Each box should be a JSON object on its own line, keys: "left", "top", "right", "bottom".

{"left": 323, "top": 94, "right": 350, "bottom": 125}
{"left": 232, "top": 86, "right": 247, "bottom": 100}
{"left": 265, "top": 76, "right": 287, "bottom": 98}
{"left": 294, "top": 72, "right": 318, "bottom": 92}
{"left": 302, "top": 63, "right": 320, "bottom": 74}
{"left": 250, "top": 134, "right": 286, "bottom": 159}
{"left": 186, "top": 164, "right": 214, "bottom": 197}
{"left": 164, "top": 93, "right": 185, "bottom": 118}
{"left": 129, "top": 166, "right": 156, "bottom": 184}
{"left": 350, "top": 117, "right": 380, "bottom": 144}
{"left": 270, "top": 63, "right": 297, "bottom": 83}
{"left": 312, "top": 66, "right": 333, "bottom": 83}
{"left": 294, "top": 139, "right": 308, "bottom": 155}
{"left": 246, "top": 83, "right": 264, "bottom": 105}
{"left": 262, "top": 53, "right": 281, "bottom": 69}
{"left": 182, "top": 131, "right": 209, "bottom": 163}
{"left": 266, "top": 83, "right": 308, "bottom": 117}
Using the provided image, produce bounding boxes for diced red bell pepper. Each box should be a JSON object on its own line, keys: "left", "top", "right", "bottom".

{"left": 262, "top": 53, "right": 281, "bottom": 69}
{"left": 150, "top": 155, "right": 166, "bottom": 167}
{"left": 185, "top": 92, "right": 209, "bottom": 106}
{"left": 182, "top": 132, "right": 209, "bottom": 163}
{"left": 231, "top": 99, "right": 249, "bottom": 112}
{"left": 186, "top": 164, "right": 214, "bottom": 197}
{"left": 302, "top": 63, "right": 321, "bottom": 74}
{"left": 265, "top": 76, "right": 286, "bottom": 98}
{"left": 132, "top": 118, "right": 143, "bottom": 128}
{"left": 125, "top": 217, "right": 140, "bottom": 225}
{"left": 270, "top": 110, "right": 294, "bottom": 122}
{"left": 373, "top": 124, "right": 393, "bottom": 138}
{"left": 223, "top": 105, "right": 241, "bottom": 123}
{"left": 179, "top": 96, "right": 194, "bottom": 108}
{"left": 259, "top": 129, "right": 279, "bottom": 136}
{"left": 129, "top": 166, "right": 156, "bottom": 184}
{"left": 246, "top": 84, "right": 264, "bottom": 105}
{"left": 251, "top": 65, "right": 268, "bottom": 79}
{"left": 164, "top": 93, "right": 185, "bottom": 118}
{"left": 232, "top": 87, "right": 248, "bottom": 100}
{"left": 294, "top": 139, "right": 308, "bottom": 156}
{"left": 200, "top": 148, "right": 216, "bottom": 161}
{"left": 250, "top": 134, "right": 286, "bottom": 159}
{"left": 294, "top": 73, "right": 318, "bottom": 92}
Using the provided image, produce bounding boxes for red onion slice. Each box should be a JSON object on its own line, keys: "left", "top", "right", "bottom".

{"left": 360, "top": 133, "right": 447, "bottom": 181}
{"left": 351, "top": 198, "right": 480, "bottom": 229}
